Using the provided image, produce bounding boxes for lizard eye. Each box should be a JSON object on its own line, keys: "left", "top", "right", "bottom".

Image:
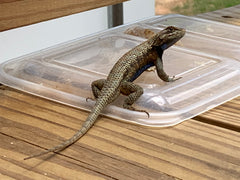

{"left": 169, "top": 26, "right": 176, "bottom": 31}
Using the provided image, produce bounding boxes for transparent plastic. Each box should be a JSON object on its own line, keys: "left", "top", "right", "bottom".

{"left": 0, "top": 15, "right": 240, "bottom": 127}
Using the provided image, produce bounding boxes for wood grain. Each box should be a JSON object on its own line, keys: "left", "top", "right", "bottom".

{"left": 197, "top": 4, "right": 240, "bottom": 26}
{"left": 194, "top": 97, "right": 240, "bottom": 131}
{"left": 1, "top": 86, "right": 240, "bottom": 179}
{"left": 0, "top": 0, "right": 128, "bottom": 31}
{"left": 194, "top": 4, "right": 240, "bottom": 130}
{"left": 1, "top": 4, "right": 240, "bottom": 180}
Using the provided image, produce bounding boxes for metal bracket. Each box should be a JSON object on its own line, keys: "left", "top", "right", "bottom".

{"left": 107, "top": 3, "right": 123, "bottom": 28}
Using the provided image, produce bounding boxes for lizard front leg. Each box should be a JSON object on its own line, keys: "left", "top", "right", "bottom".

{"left": 155, "top": 56, "right": 181, "bottom": 82}
{"left": 120, "top": 81, "right": 149, "bottom": 117}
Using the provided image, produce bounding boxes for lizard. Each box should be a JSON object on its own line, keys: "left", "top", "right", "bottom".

{"left": 24, "top": 26, "right": 185, "bottom": 160}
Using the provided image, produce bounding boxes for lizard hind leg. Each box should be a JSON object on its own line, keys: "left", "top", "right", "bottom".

{"left": 120, "top": 81, "right": 149, "bottom": 118}
{"left": 86, "top": 79, "right": 106, "bottom": 102}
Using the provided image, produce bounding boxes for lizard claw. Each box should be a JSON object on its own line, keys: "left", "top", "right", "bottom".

{"left": 132, "top": 108, "right": 150, "bottom": 118}
{"left": 123, "top": 105, "right": 150, "bottom": 118}
{"left": 141, "top": 110, "right": 150, "bottom": 118}
{"left": 168, "top": 76, "right": 182, "bottom": 82}
{"left": 146, "top": 66, "right": 156, "bottom": 72}
{"left": 86, "top": 97, "right": 95, "bottom": 102}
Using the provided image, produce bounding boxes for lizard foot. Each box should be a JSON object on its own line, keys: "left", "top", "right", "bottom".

{"left": 168, "top": 76, "right": 182, "bottom": 82}
{"left": 124, "top": 105, "right": 150, "bottom": 118}
{"left": 146, "top": 66, "right": 156, "bottom": 72}
{"left": 86, "top": 97, "right": 95, "bottom": 102}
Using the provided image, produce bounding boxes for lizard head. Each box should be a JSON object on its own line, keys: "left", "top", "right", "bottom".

{"left": 150, "top": 26, "right": 185, "bottom": 50}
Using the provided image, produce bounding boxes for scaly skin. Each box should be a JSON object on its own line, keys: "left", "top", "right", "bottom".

{"left": 24, "top": 26, "right": 185, "bottom": 160}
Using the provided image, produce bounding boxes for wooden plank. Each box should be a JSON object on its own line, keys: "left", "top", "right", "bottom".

{"left": 194, "top": 97, "right": 240, "bottom": 131}
{"left": 0, "top": 0, "right": 128, "bottom": 31}
{"left": 1, "top": 4, "right": 240, "bottom": 180}
{"left": 0, "top": 86, "right": 178, "bottom": 180}
{"left": 0, "top": 134, "right": 110, "bottom": 180}
{"left": 194, "top": 5, "right": 240, "bottom": 130}
{"left": 197, "top": 4, "right": 240, "bottom": 25}
{"left": 1, "top": 86, "right": 240, "bottom": 179}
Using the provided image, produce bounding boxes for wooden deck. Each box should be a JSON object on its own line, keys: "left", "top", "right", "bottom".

{"left": 1, "top": 4, "right": 240, "bottom": 180}
{"left": 0, "top": 0, "right": 128, "bottom": 31}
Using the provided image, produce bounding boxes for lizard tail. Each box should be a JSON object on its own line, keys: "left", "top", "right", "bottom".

{"left": 24, "top": 101, "right": 105, "bottom": 160}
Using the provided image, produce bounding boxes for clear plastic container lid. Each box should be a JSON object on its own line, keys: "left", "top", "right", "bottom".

{"left": 1, "top": 14, "right": 240, "bottom": 127}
